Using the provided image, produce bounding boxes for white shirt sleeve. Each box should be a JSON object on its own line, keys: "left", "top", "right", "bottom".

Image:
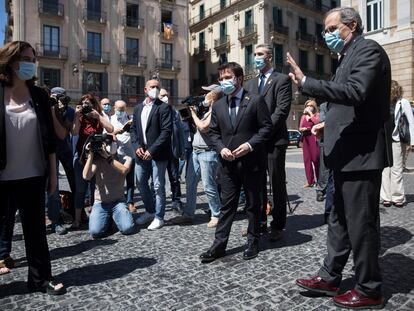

{"left": 401, "top": 99, "right": 414, "bottom": 146}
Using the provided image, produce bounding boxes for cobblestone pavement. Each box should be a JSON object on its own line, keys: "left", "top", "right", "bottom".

{"left": 1, "top": 148, "right": 413, "bottom": 311}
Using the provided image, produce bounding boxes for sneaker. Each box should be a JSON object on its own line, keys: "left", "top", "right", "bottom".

{"left": 207, "top": 217, "right": 219, "bottom": 228}
{"left": 135, "top": 212, "right": 155, "bottom": 225}
{"left": 147, "top": 218, "right": 164, "bottom": 230}
{"left": 52, "top": 224, "right": 68, "bottom": 235}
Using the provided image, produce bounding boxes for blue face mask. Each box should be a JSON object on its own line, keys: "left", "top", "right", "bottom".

{"left": 254, "top": 57, "right": 266, "bottom": 70}
{"left": 220, "top": 78, "right": 236, "bottom": 95}
{"left": 324, "top": 30, "right": 345, "bottom": 54}
{"left": 116, "top": 110, "right": 125, "bottom": 118}
{"left": 15, "top": 61, "right": 36, "bottom": 80}
{"left": 103, "top": 104, "right": 112, "bottom": 114}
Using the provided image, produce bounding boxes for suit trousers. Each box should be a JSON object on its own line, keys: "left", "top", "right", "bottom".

{"left": 0, "top": 176, "right": 52, "bottom": 289}
{"left": 212, "top": 161, "right": 264, "bottom": 251}
{"left": 262, "top": 145, "right": 287, "bottom": 230}
{"left": 318, "top": 170, "right": 382, "bottom": 298}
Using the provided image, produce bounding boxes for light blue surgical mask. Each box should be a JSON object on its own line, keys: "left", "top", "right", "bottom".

{"left": 15, "top": 61, "right": 36, "bottom": 80}
{"left": 103, "top": 104, "right": 112, "bottom": 114}
{"left": 324, "top": 30, "right": 345, "bottom": 54}
{"left": 254, "top": 57, "right": 266, "bottom": 70}
{"left": 219, "top": 78, "right": 236, "bottom": 95}
{"left": 116, "top": 110, "right": 125, "bottom": 118}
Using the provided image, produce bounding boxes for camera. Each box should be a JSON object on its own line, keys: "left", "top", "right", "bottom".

{"left": 50, "top": 93, "right": 71, "bottom": 108}
{"left": 89, "top": 133, "right": 113, "bottom": 153}
{"left": 179, "top": 95, "right": 208, "bottom": 120}
{"left": 81, "top": 101, "right": 93, "bottom": 115}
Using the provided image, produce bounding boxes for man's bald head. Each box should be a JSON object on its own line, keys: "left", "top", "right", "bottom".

{"left": 114, "top": 100, "right": 127, "bottom": 111}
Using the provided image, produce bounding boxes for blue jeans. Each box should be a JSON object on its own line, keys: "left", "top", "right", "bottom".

{"left": 88, "top": 201, "right": 135, "bottom": 237}
{"left": 117, "top": 155, "right": 135, "bottom": 205}
{"left": 185, "top": 150, "right": 220, "bottom": 217}
{"left": 73, "top": 153, "right": 95, "bottom": 210}
{"left": 135, "top": 159, "right": 168, "bottom": 220}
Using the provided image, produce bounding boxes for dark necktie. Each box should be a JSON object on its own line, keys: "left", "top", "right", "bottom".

{"left": 230, "top": 96, "right": 237, "bottom": 128}
{"left": 258, "top": 74, "right": 266, "bottom": 95}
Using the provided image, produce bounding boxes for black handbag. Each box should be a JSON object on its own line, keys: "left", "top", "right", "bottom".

{"left": 398, "top": 104, "right": 411, "bottom": 144}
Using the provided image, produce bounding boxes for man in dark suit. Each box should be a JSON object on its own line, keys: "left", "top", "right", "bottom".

{"left": 199, "top": 62, "right": 272, "bottom": 263}
{"left": 245, "top": 43, "right": 292, "bottom": 241}
{"left": 130, "top": 79, "right": 172, "bottom": 230}
{"left": 287, "top": 7, "right": 392, "bottom": 309}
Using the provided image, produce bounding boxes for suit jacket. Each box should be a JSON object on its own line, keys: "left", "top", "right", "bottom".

{"left": 246, "top": 69, "right": 292, "bottom": 148}
{"left": 301, "top": 35, "right": 392, "bottom": 172}
{"left": 209, "top": 89, "right": 272, "bottom": 172}
{"left": 130, "top": 98, "right": 172, "bottom": 162}
{"left": 0, "top": 84, "right": 56, "bottom": 173}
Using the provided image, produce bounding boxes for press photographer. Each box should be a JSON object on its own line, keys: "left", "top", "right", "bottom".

{"left": 47, "top": 87, "right": 75, "bottom": 235}
{"left": 72, "top": 94, "right": 113, "bottom": 228}
{"left": 169, "top": 84, "right": 222, "bottom": 228}
{"left": 82, "top": 134, "right": 135, "bottom": 238}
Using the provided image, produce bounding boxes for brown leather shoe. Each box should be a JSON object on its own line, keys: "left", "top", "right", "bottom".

{"left": 333, "top": 289, "right": 384, "bottom": 309}
{"left": 296, "top": 276, "right": 339, "bottom": 296}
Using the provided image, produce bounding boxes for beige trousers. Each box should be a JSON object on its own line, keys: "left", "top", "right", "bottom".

{"left": 380, "top": 141, "right": 405, "bottom": 203}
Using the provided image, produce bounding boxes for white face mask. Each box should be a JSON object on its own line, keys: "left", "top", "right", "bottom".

{"left": 160, "top": 96, "right": 168, "bottom": 104}
{"left": 147, "top": 87, "right": 160, "bottom": 100}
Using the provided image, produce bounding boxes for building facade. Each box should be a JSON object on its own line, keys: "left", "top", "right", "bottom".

{"left": 342, "top": 0, "right": 414, "bottom": 102}
{"left": 189, "top": 0, "right": 340, "bottom": 129}
{"left": 5, "top": 0, "right": 189, "bottom": 106}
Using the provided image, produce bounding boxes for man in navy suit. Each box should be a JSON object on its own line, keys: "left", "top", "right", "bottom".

{"left": 287, "top": 7, "right": 392, "bottom": 309}
{"left": 130, "top": 79, "right": 172, "bottom": 230}
{"left": 245, "top": 44, "right": 292, "bottom": 241}
{"left": 199, "top": 62, "right": 272, "bottom": 263}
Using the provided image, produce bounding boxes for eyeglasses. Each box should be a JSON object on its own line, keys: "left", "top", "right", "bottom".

{"left": 321, "top": 23, "right": 347, "bottom": 38}
{"left": 20, "top": 56, "right": 36, "bottom": 63}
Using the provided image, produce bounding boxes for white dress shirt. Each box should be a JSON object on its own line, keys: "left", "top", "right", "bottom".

{"left": 141, "top": 99, "right": 154, "bottom": 145}
{"left": 258, "top": 67, "right": 274, "bottom": 87}
{"left": 392, "top": 98, "right": 414, "bottom": 145}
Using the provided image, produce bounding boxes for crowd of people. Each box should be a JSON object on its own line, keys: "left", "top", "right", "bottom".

{"left": 0, "top": 6, "right": 413, "bottom": 310}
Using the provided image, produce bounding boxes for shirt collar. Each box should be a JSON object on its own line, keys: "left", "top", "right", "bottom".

{"left": 232, "top": 87, "right": 244, "bottom": 101}
{"left": 262, "top": 67, "right": 273, "bottom": 78}
{"left": 144, "top": 98, "right": 154, "bottom": 106}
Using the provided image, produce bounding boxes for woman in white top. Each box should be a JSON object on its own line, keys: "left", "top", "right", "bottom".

{"left": 0, "top": 41, "right": 65, "bottom": 294}
{"left": 380, "top": 80, "right": 414, "bottom": 207}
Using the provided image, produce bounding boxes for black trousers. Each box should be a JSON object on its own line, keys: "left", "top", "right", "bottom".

{"left": 318, "top": 170, "right": 382, "bottom": 298}
{"left": 315, "top": 142, "right": 330, "bottom": 197}
{"left": 0, "top": 176, "right": 52, "bottom": 289}
{"left": 167, "top": 157, "right": 182, "bottom": 202}
{"left": 212, "top": 161, "right": 264, "bottom": 251}
{"left": 262, "top": 145, "right": 287, "bottom": 230}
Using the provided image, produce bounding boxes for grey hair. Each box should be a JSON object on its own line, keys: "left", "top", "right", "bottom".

{"left": 256, "top": 43, "right": 273, "bottom": 56}
{"left": 325, "top": 7, "right": 364, "bottom": 35}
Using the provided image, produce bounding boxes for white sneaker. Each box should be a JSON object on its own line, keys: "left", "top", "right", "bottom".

{"left": 147, "top": 218, "right": 164, "bottom": 230}
{"left": 135, "top": 212, "right": 155, "bottom": 225}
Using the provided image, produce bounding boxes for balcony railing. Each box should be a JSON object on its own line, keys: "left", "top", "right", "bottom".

{"left": 120, "top": 54, "right": 147, "bottom": 68}
{"left": 194, "top": 44, "right": 209, "bottom": 56}
{"left": 80, "top": 49, "right": 110, "bottom": 64}
{"left": 35, "top": 44, "right": 68, "bottom": 59}
{"left": 122, "top": 16, "right": 144, "bottom": 29}
{"left": 83, "top": 9, "right": 107, "bottom": 24}
{"left": 296, "top": 31, "right": 315, "bottom": 44}
{"left": 238, "top": 24, "right": 257, "bottom": 40}
{"left": 291, "top": 0, "right": 331, "bottom": 14}
{"left": 155, "top": 58, "right": 181, "bottom": 71}
{"left": 269, "top": 24, "right": 289, "bottom": 36}
{"left": 38, "top": 1, "right": 64, "bottom": 17}
{"left": 214, "top": 35, "right": 230, "bottom": 49}
{"left": 190, "top": 0, "right": 243, "bottom": 26}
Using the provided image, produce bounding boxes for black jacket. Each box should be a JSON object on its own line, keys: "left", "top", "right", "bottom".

{"left": 245, "top": 70, "right": 292, "bottom": 148}
{"left": 0, "top": 84, "right": 56, "bottom": 174}
{"left": 130, "top": 98, "right": 172, "bottom": 162}
{"left": 301, "top": 36, "right": 392, "bottom": 172}
{"left": 209, "top": 89, "right": 272, "bottom": 172}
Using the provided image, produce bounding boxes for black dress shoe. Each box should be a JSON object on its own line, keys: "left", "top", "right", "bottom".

{"left": 199, "top": 249, "right": 226, "bottom": 263}
{"left": 243, "top": 243, "right": 259, "bottom": 260}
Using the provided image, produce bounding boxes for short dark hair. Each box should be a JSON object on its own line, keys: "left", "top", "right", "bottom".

{"left": 0, "top": 41, "right": 37, "bottom": 87}
{"left": 217, "top": 62, "right": 244, "bottom": 78}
